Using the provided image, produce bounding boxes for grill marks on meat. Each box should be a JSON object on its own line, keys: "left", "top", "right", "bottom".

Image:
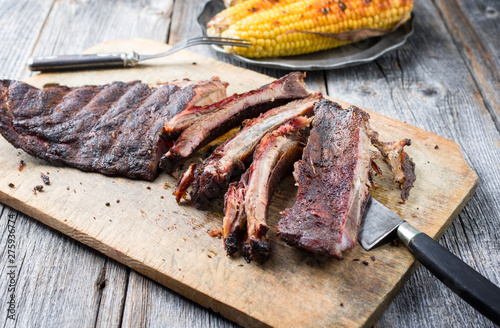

{"left": 175, "top": 93, "right": 321, "bottom": 209}
{"left": 277, "top": 99, "right": 374, "bottom": 259}
{"left": 371, "top": 136, "right": 416, "bottom": 202}
{"left": 0, "top": 78, "right": 228, "bottom": 180}
{"left": 159, "top": 72, "right": 310, "bottom": 173}
{"left": 223, "top": 116, "right": 310, "bottom": 263}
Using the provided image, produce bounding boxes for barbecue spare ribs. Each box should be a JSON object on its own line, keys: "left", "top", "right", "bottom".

{"left": 277, "top": 99, "right": 416, "bottom": 259}
{"left": 223, "top": 116, "right": 311, "bottom": 263}
{"left": 0, "top": 72, "right": 417, "bottom": 263}
{"left": 0, "top": 78, "right": 227, "bottom": 180}
{"left": 174, "top": 93, "right": 321, "bottom": 209}
{"left": 159, "top": 72, "right": 310, "bottom": 173}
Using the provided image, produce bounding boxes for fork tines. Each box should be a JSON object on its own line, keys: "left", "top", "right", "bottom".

{"left": 193, "top": 36, "right": 251, "bottom": 47}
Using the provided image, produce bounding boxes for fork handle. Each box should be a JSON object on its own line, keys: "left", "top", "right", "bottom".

{"left": 27, "top": 52, "right": 140, "bottom": 72}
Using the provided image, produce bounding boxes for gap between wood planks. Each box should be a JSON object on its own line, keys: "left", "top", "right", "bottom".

{"left": 116, "top": 267, "right": 131, "bottom": 328}
{"left": 430, "top": 0, "right": 500, "bottom": 131}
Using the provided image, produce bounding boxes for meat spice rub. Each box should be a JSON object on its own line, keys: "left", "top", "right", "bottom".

{"left": 277, "top": 99, "right": 415, "bottom": 259}
{"left": 160, "top": 72, "right": 310, "bottom": 173}
{"left": 0, "top": 78, "right": 227, "bottom": 180}
{"left": 175, "top": 93, "right": 320, "bottom": 209}
{"left": 223, "top": 116, "right": 311, "bottom": 263}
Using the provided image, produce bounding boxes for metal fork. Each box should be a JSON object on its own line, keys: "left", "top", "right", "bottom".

{"left": 27, "top": 36, "right": 251, "bottom": 72}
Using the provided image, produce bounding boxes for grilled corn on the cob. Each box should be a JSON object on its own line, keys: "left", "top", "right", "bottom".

{"left": 223, "top": 0, "right": 248, "bottom": 7}
{"left": 208, "top": 0, "right": 413, "bottom": 58}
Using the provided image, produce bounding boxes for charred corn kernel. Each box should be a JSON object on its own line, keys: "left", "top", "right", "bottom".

{"left": 208, "top": 0, "right": 301, "bottom": 36}
{"left": 208, "top": 0, "right": 413, "bottom": 58}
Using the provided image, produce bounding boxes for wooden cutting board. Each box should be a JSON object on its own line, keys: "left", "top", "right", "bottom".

{"left": 0, "top": 39, "right": 478, "bottom": 328}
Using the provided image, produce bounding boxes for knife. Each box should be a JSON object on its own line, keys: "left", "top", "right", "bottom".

{"left": 358, "top": 197, "right": 500, "bottom": 325}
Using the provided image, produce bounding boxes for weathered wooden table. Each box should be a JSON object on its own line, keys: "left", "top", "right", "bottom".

{"left": 1, "top": 0, "right": 499, "bottom": 327}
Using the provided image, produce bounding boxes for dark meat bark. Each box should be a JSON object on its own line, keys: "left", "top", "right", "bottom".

{"left": 371, "top": 136, "right": 416, "bottom": 202}
{"left": 162, "top": 92, "right": 234, "bottom": 142}
{"left": 0, "top": 78, "right": 227, "bottom": 181}
{"left": 277, "top": 99, "right": 374, "bottom": 259}
{"left": 159, "top": 72, "right": 310, "bottom": 173}
{"left": 175, "top": 93, "right": 321, "bottom": 209}
{"left": 223, "top": 116, "right": 310, "bottom": 263}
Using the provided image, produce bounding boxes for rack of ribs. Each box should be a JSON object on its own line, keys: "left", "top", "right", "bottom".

{"left": 277, "top": 99, "right": 377, "bottom": 259}
{"left": 223, "top": 116, "right": 311, "bottom": 263}
{"left": 174, "top": 93, "right": 321, "bottom": 209}
{"left": 159, "top": 72, "right": 311, "bottom": 173}
{"left": 0, "top": 78, "right": 227, "bottom": 181}
{"left": 276, "top": 99, "right": 416, "bottom": 259}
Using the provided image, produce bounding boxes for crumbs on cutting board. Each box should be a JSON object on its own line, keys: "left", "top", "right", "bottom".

{"left": 33, "top": 185, "right": 44, "bottom": 195}
{"left": 41, "top": 172, "right": 50, "bottom": 185}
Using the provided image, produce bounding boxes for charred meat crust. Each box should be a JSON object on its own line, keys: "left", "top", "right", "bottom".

{"left": 371, "top": 136, "right": 416, "bottom": 202}
{"left": 163, "top": 90, "right": 234, "bottom": 141}
{"left": 159, "top": 72, "right": 310, "bottom": 173}
{"left": 0, "top": 78, "right": 227, "bottom": 181}
{"left": 223, "top": 116, "right": 310, "bottom": 263}
{"left": 400, "top": 152, "right": 416, "bottom": 201}
{"left": 185, "top": 94, "right": 320, "bottom": 209}
{"left": 277, "top": 99, "right": 373, "bottom": 259}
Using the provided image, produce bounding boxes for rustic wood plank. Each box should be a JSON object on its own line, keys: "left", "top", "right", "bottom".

{"left": 0, "top": 0, "right": 55, "bottom": 79}
{"left": 0, "top": 205, "right": 128, "bottom": 328}
{"left": 0, "top": 38, "right": 478, "bottom": 328}
{"left": 0, "top": 0, "right": 178, "bottom": 327}
{"left": 20, "top": 0, "right": 174, "bottom": 80}
{"left": 1, "top": 0, "right": 498, "bottom": 327}
{"left": 94, "top": 260, "right": 129, "bottom": 328}
{"left": 121, "top": 271, "right": 237, "bottom": 328}
{"left": 431, "top": 0, "right": 500, "bottom": 128}
{"left": 321, "top": 0, "right": 500, "bottom": 327}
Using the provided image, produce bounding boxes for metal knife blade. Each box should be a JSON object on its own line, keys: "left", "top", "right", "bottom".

{"left": 357, "top": 196, "right": 500, "bottom": 325}
{"left": 358, "top": 197, "right": 406, "bottom": 250}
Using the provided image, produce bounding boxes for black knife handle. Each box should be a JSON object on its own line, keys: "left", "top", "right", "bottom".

{"left": 27, "top": 53, "right": 131, "bottom": 72}
{"left": 408, "top": 233, "right": 500, "bottom": 325}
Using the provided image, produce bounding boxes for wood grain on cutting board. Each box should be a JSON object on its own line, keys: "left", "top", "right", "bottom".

{"left": 0, "top": 39, "right": 478, "bottom": 328}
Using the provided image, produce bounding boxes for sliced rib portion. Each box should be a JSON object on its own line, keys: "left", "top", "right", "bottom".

{"left": 160, "top": 72, "right": 310, "bottom": 173}
{"left": 166, "top": 77, "right": 228, "bottom": 110}
{"left": 175, "top": 93, "right": 321, "bottom": 209}
{"left": 223, "top": 181, "right": 247, "bottom": 256}
{"left": 223, "top": 116, "right": 310, "bottom": 263}
{"left": 277, "top": 99, "right": 374, "bottom": 259}
{"left": 0, "top": 78, "right": 228, "bottom": 181}
{"left": 163, "top": 94, "right": 235, "bottom": 142}
{"left": 371, "top": 136, "right": 416, "bottom": 202}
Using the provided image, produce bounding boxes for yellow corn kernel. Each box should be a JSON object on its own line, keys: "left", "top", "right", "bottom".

{"left": 208, "top": 0, "right": 414, "bottom": 58}
{"left": 208, "top": 0, "right": 301, "bottom": 36}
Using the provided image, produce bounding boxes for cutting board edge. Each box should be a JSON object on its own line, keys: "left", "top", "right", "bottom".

{"left": 0, "top": 190, "right": 270, "bottom": 328}
{"left": 362, "top": 260, "right": 421, "bottom": 328}
{"left": 363, "top": 174, "right": 478, "bottom": 327}
{"left": 1, "top": 38, "right": 480, "bottom": 328}
{"left": 434, "top": 170, "right": 478, "bottom": 240}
